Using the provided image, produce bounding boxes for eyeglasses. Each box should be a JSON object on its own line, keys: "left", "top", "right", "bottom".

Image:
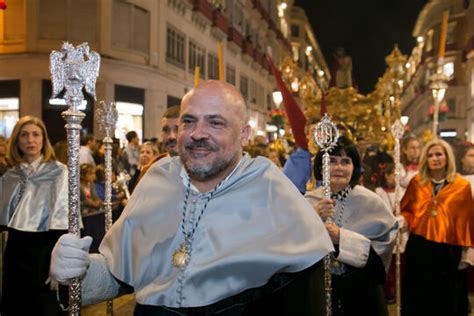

{"left": 329, "top": 156, "right": 352, "bottom": 166}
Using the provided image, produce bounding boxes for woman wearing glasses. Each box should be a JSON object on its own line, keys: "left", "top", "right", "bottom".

{"left": 305, "top": 136, "right": 398, "bottom": 316}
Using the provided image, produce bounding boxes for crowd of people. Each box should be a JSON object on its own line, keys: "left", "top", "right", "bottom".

{"left": 0, "top": 80, "right": 473, "bottom": 315}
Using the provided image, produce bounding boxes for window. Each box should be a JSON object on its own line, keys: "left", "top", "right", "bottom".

{"left": 447, "top": 97, "right": 456, "bottom": 116}
{"left": 3, "top": 0, "right": 26, "bottom": 42}
{"left": 0, "top": 80, "right": 20, "bottom": 139}
{"left": 233, "top": 4, "right": 244, "bottom": 32}
{"left": 225, "top": 0, "right": 233, "bottom": 21}
{"left": 446, "top": 21, "right": 457, "bottom": 45}
{"left": 39, "top": 0, "right": 97, "bottom": 43}
{"left": 266, "top": 94, "right": 272, "bottom": 111}
{"left": 208, "top": 53, "right": 219, "bottom": 80}
{"left": 115, "top": 85, "right": 145, "bottom": 146}
{"left": 249, "top": 79, "right": 257, "bottom": 104}
{"left": 226, "top": 65, "right": 236, "bottom": 85}
{"left": 291, "top": 24, "right": 300, "bottom": 38}
{"left": 425, "top": 29, "right": 434, "bottom": 52}
{"left": 167, "top": 96, "right": 181, "bottom": 107}
{"left": 188, "top": 41, "right": 205, "bottom": 77}
{"left": 240, "top": 76, "right": 249, "bottom": 101}
{"left": 166, "top": 25, "right": 186, "bottom": 68}
{"left": 111, "top": 0, "right": 149, "bottom": 54}
{"left": 256, "top": 84, "right": 264, "bottom": 108}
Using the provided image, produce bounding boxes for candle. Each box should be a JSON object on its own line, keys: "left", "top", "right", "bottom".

{"left": 194, "top": 66, "right": 200, "bottom": 87}
{"left": 218, "top": 42, "right": 224, "bottom": 80}
{"left": 438, "top": 10, "right": 449, "bottom": 59}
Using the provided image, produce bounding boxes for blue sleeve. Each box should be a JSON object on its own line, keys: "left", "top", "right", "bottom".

{"left": 95, "top": 182, "right": 105, "bottom": 201}
{"left": 283, "top": 148, "right": 312, "bottom": 194}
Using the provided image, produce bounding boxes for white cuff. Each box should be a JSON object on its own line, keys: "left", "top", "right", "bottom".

{"left": 459, "top": 247, "right": 474, "bottom": 270}
{"left": 81, "top": 254, "right": 123, "bottom": 305}
{"left": 336, "top": 228, "right": 371, "bottom": 268}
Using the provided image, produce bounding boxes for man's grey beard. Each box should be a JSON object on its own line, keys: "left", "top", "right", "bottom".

{"left": 180, "top": 139, "right": 240, "bottom": 182}
{"left": 182, "top": 152, "right": 239, "bottom": 182}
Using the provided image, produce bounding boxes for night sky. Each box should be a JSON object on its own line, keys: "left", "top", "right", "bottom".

{"left": 294, "top": 0, "right": 428, "bottom": 94}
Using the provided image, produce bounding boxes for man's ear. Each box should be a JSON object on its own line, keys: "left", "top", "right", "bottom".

{"left": 240, "top": 125, "right": 251, "bottom": 147}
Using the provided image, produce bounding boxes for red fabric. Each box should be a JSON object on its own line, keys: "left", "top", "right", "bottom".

{"left": 267, "top": 54, "right": 308, "bottom": 150}
{"left": 405, "top": 164, "right": 418, "bottom": 172}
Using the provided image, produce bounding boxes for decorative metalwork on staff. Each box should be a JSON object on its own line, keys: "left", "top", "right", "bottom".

{"left": 96, "top": 100, "right": 118, "bottom": 316}
{"left": 96, "top": 101, "right": 118, "bottom": 233}
{"left": 313, "top": 113, "right": 339, "bottom": 316}
{"left": 391, "top": 119, "right": 404, "bottom": 316}
{"left": 50, "top": 42, "right": 100, "bottom": 316}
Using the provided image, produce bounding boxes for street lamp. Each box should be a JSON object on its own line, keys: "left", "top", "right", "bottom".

{"left": 385, "top": 45, "right": 407, "bottom": 119}
{"left": 400, "top": 116, "right": 409, "bottom": 126}
{"left": 272, "top": 90, "right": 283, "bottom": 108}
{"left": 430, "top": 71, "right": 448, "bottom": 138}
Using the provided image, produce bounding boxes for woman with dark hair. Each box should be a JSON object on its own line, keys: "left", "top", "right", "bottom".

{"left": 0, "top": 116, "right": 69, "bottom": 315}
{"left": 401, "top": 139, "right": 474, "bottom": 316}
{"left": 305, "top": 136, "right": 398, "bottom": 315}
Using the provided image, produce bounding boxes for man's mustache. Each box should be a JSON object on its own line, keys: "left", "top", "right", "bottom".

{"left": 184, "top": 139, "right": 217, "bottom": 151}
{"left": 164, "top": 139, "right": 177, "bottom": 147}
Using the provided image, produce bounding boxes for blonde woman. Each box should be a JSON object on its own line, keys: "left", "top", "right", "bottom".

{"left": 0, "top": 116, "right": 68, "bottom": 315}
{"left": 401, "top": 139, "right": 474, "bottom": 315}
{"left": 128, "top": 141, "right": 160, "bottom": 193}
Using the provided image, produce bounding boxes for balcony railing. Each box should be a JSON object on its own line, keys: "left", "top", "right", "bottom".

{"left": 191, "top": 0, "right": 213, "bottom": 20}
{"left": 212, "top": 9, "right": 227, "bottom": 33}
{"left": 228, "top": 27, "right": 243, "bottom": 48}
{"left": 243, "top": 39, "right": 254, "bottom": 57}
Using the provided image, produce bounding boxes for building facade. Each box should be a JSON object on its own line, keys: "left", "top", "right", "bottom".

{"left": 0, "top": 0, "right": 328, "bottom": 145}
{"left": 400, "top": 0, "right": 474, "bottom": 142}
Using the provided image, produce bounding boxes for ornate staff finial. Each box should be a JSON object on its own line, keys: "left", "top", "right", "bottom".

{"left": 314, "top": 113, "right": 340, "bottom": 201}
{"left": 313, "top": 113, "right": 339, "bottom": 316}
{"left": 50, "top": 42, "right": 100, "bottom": 108}
{"left": 50, "top": 42, "right": 100, "bottom": 316}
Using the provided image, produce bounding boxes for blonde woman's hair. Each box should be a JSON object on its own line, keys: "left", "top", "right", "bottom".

{"left": 7, "top": 116, "right": 56, "bottom": 166}
{"left": 418, "top": 138, "right": 456, "bottom": 184}
{"left": 141, "top": 141, "right": 159, "bottom": 156}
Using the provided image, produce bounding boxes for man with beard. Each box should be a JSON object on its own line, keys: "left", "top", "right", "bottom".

{"left": 160, "top": 105, "right": 180, "bottom": 157}
{"left": 131, "top": 105, "right": 181, "bottom": 186}
{"left": 49, "top": 80, "right": 333, "bottom": 315}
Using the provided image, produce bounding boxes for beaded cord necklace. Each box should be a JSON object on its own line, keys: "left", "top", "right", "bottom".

{"left": 430, "top": 178, "right": 446, "bottom": 217}
{"left": 328, "top": 185, "right": 353, "bottom": 276}
{"left": 330, "top": 185, "right": 353, "bottom": 227}
{"left": 173, "top": 177, "right": 223, "bottom": 306}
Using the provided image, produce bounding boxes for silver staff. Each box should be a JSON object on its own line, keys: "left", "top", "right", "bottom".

{"left": 391, "top": 119, "right": 405, "bottom": 316}
{"left": 96, "top": 101, "right": 118, "bottom": 232}
{"left": 314, "top": 113, "right": 339, "bottom": 316}
{"left": 96, "top": 101, "right": 118, "bottom": 316}
{"left": 50, "top": 42, "right": 100, "bottom": 316}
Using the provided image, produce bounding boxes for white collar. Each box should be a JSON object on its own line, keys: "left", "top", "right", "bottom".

{"left": 20, "top": 155, "right": 44, "bottom": 175}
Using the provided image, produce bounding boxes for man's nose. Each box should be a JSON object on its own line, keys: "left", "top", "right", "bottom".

{"left": 190, "top": 121, "right": 208, "bottom": 139}
{"left": 169, "top": 129, "right": 177, "bottom": 139}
